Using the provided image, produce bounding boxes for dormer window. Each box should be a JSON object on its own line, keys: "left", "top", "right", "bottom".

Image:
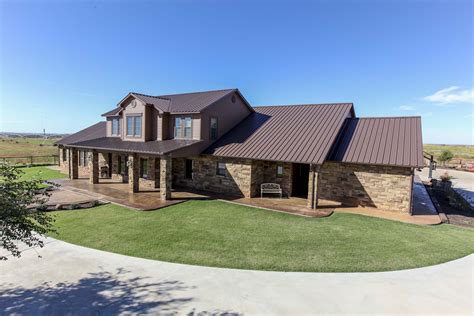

{"left": 111, "top": 118, "right": 120, "bottom": 136}
{"left": 126, "top": 115, "right": 142, "bottom": 137}
{"left": 174, "top": 116, "right": 192, "bottom": 139}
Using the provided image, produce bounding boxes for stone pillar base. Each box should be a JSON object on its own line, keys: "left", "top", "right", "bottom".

{"left": 160, "top": 156, "right": 172, "bottom": 200}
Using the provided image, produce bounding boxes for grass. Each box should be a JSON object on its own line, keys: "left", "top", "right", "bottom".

{"left": 17, "top": 166, "right": 67, "bottom": 188}
{"left": 0, "top": 137, "right": 60, "bottom": 165}
{"left": 49, "top": 200, "right": 474, "bottom": 272}
{"left": 424, "top": 144, "right": 474, "bottom": 160}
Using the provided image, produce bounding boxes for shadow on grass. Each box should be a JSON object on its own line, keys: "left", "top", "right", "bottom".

{"left": 0, "top": 268, "right": 195, "bottom": 314}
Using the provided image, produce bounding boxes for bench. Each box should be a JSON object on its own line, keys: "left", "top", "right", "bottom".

{"left": 261, "top": 183, "right": 282, "bottom": 199}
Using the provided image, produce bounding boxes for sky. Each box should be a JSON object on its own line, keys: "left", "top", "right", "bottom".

{"left": 0, "top": 0, "right": 473, "bottom": 144}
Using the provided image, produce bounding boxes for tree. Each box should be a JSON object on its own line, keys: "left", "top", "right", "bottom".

{"left": 438, "top": 150, "right": 454, "bottom": 166}
{"left": 0, "top": 164, "right": 54, "bottom": 260}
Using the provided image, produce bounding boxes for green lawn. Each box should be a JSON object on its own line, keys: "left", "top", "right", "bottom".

{"left": 18, "top": 166, "right": 67, "bottom": 188}
{"left": 49, "top": 200, "right": 474, "bottom": 272}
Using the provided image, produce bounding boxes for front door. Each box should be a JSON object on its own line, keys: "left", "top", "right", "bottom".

{"left": 292, "top": 163, "right": 309, "bottom": 197}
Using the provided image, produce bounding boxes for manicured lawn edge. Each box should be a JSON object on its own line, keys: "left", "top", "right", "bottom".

{"left": 49, "top": 200, "right": 474, "bottom": 273}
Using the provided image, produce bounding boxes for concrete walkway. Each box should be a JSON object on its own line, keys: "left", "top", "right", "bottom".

{"left": 417, "top": 168, "right": 474, "bottom": 208}
{"left": 1, "top": 239, "right": 472, "bottom": 315}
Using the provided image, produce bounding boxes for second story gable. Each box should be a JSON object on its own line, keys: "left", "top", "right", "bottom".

{"left": 101, "top": 89, "right": 254, "bottom": 144}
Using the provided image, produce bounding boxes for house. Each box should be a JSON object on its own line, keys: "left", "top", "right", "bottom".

{"left": 56, "top": 88, "right": 424, "bottom": 212}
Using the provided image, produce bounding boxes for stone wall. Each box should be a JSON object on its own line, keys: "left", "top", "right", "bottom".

{"left": 319, "top": 162, "right": 413, "bottom": 212}
{"left": 173, "top": 156, "right": 253, "bottom": 197}
{"left": 250, "top": 160, "right": 292, "bottom": 197}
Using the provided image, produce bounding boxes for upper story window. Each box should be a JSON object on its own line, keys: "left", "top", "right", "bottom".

{"left": 210, "top": 117, "right": 218, "bottom": 140}
{"left": 111, "top": 118, "right": 120, "bottom": 136}
{"left": 174, "top": 116, "right": 192, "bottom": 139}
{"left": 126, "top": 116, "right": 142, "bottom": 137}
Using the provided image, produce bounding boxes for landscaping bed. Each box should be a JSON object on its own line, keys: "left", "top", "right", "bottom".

{"left": 49, "top": 200, "right": 474, "bottom": 272}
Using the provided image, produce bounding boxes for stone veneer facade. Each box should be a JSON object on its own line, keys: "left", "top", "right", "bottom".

{"left": 172, "top": 156, "right": 292, "bottom": 198}
{"left": 59, "top": 146, "right": 414, "bottom": 212}
{"left": 318, "top": 161, "right": 414, "bottom": 212}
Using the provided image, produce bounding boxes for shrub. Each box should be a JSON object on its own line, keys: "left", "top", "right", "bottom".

{"left": 438, "top": 150, "right": 454, "bottom": 165}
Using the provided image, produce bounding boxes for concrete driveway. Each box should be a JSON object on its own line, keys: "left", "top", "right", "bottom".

{"left": 417, "top": 168, "right": 474, "bottom": 208}
{"left": 1, "top": 239, "right": 472, "bottom": 315}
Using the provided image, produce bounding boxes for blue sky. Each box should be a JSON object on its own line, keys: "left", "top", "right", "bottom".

{"left": 1, "top": 0, "right": 472, "bottom": 144}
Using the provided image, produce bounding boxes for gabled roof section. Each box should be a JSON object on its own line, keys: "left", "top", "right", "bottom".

{"left": 205, "top": 103, "right": 354, "bottom": 164}
{"left": 328, "top": 116, "right": 424, "bottom": 168}
{"left": 111, "top": 89, "right": 252, "bottom": 114}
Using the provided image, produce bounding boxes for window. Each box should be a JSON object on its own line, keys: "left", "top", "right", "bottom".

{"left": 210, "top": 117, "right": 218, "bottom": 140}
{"left": 276, "top": 165, "right": 284, "bottom": 177}
{"left": 126, "top": 116, "right": 142, "bottom": 137}
{"left": 216, "top": 162, "right": 226, "bottom": 176}
{"left": 174, "top": 116, "right": 192, "bottom": 139}
{"left": 111, "top": 118, "right": 120, "bottom": 135}
{"left": 62, "top": 148, "right": 67, "bottom": 162}
{"left": 174, "top": 117, "right": 182, "bottom": 138}
{"left": 184, "top": 117, "right": 192, "bottom": 138}
{"left": 185, "top": 159, "right": 193, "bottom": 179}
{"left": 79, "top": 150, "right": 89, "bottom": 167}
{"left": 84, "top": 151, "right": 89, "bottom": 167}
{"left": 140, "top": 158, "right": 148, "bottom": 179}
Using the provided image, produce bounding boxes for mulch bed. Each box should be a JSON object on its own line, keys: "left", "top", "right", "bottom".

{"left": 425, "top": 184, "right": 474, "bottom": 228}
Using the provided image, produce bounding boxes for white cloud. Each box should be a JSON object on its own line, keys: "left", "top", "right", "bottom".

{"left": 399, "top": 105, "right": 415, "bottom": 111}
{"left": 423, "top": 86, "right": 474, "bottom": 105}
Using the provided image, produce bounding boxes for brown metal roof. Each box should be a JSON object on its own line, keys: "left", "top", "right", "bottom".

{"left": 205, "top": 103, "right": 354, "bottom": 164}
{"left": 71, "top": 137, "right": 202, "bottom": 155}
{"left": 101, "top": 107, "right": 122, "bottom": 117}
{"left": 328, "top": 117, "right": 424, "bottom": 168}
{"left": 56, "top": 122, "right": 106, "bottom": 146}
{"left": 56, "top": 121, "right": 201, "bottom": 155}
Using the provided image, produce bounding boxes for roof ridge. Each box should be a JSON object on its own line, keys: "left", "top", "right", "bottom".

{"left": 355, "top": 116, "right": 421, "bottom": 119}
{"left": 254, "top": 103, "right": 353, "bottom": 108}
{"left": 158, "top": 88, "right": 236, "bottom": 97}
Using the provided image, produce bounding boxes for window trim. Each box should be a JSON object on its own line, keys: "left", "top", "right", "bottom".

{"left": 174, "top": 116, "right": 193, "bottom": 139}
{"left": 210, "top": 116, "right": 218, "bottom": 140}
{"left": 216, "top": 161, "right": 226, "bottom": 177}
{"left": 125, "top": 115, "right": 142, "bottom": 138}
{"left": 276, "top": 165, "right": 284, "bottom": 177}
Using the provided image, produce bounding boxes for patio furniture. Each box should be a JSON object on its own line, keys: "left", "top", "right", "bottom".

{"left": 261, "top": 183, "right": 282, "bottom": 198}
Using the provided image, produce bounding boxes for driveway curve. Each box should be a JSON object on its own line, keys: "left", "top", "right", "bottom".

{"left": 1, "top": 238, "right": 473, "bottom": 315}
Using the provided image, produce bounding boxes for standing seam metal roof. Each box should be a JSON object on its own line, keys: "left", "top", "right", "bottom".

{"left": 328, "top": 117, "right": 424, "bottom": 167}
{"left": 204, "top": 103, "right": 354, "bottom": 164}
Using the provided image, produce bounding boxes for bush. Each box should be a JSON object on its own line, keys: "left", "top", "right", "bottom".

{"left": 440, "top": 171, "right": 452, "bottom": 182}
{"left": 438, "top": 150, "right": 454, "bottom": 165}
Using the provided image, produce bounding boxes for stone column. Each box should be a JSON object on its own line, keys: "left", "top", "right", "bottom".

{"left": 160, "top": 155, "right": 172, "bottom": 200}
{"left": 89, "top": 150, "right": 99, "bottom": 184}
{"left": 307, "top": 164, "right": 320, "bottom": 209}
{"left": 69, "top": 148, "right": 79, "bottom": 180}
{"left": 154, "top": 157, "right": 160, "bottom": 188}
{"left": 128, "top": 153, "right": 139, "bottom": 193}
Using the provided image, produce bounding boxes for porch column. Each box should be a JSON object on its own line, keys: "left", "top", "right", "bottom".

{"left": 69, "top": 148, "right": 78, "bottom": 180}
{"left": 307, "top": 164, "right": 320, "bottom": 209}
{"left": 88, "top": 150, "right": 99, "bottom": 184}
{"left": 128, "top": 153, "right": 139, "bottom": 193}
{"left": 160, "top": 155, "right": 172, "bottom": 200}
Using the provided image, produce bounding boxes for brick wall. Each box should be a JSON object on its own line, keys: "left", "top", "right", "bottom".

{"left": 59, "top": 147, "right": 69, "bottom": 174}
{"left": 319, "top": 162, "right": 413, "bottom": 212}
{"left": 173, "top": 156, "right": 253, "bottom": 197}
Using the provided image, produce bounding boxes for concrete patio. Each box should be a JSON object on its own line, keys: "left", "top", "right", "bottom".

{"left": 50, "top": 176, "right": 442, "bottom": 225}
